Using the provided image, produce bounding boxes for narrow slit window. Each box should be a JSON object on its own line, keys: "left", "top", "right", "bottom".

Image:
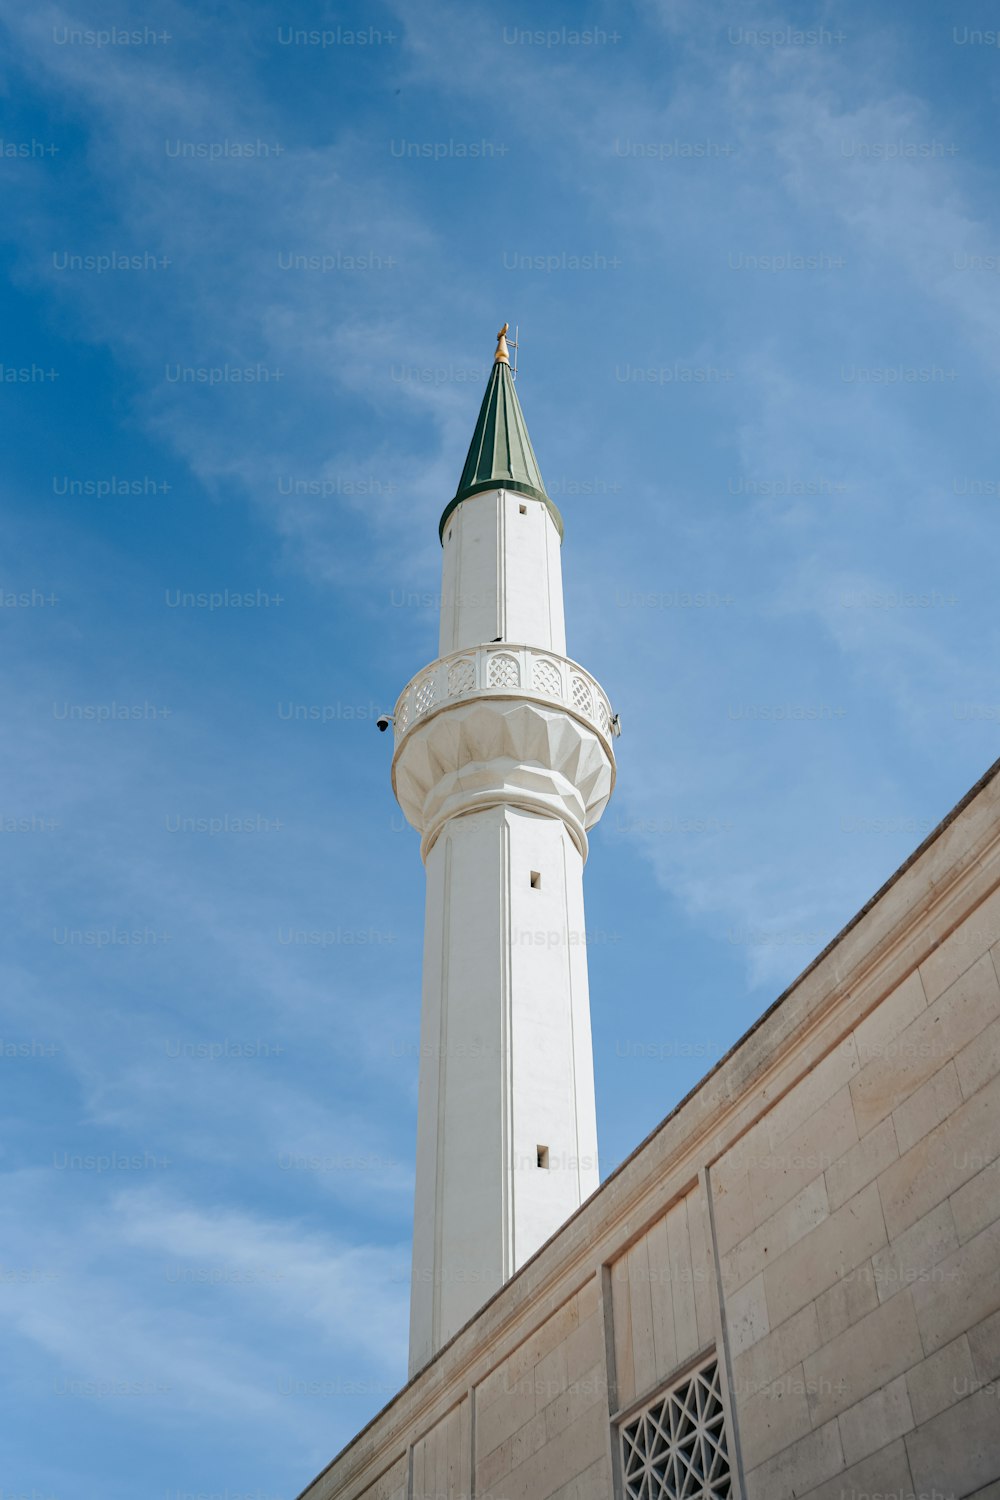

{"left": 530, "top": 870, "right": 541, "bottom": 889}
{"left": 537, "top": 1146, "right": 549, "bottom": 1169}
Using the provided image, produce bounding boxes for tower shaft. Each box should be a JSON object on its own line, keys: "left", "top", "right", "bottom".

{"left": 410, "top": 804, "right": 598, "bottom": 1364}
{"left": 392, "top": 334, "right": 615, "bottom": 1375}
{"left": 439, "top": 487, "right": 566, "bottom": 657}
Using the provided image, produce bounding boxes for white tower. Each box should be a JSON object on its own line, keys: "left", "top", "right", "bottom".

{"left": 391, "top": 326, "right": 616, "bottom": 1376}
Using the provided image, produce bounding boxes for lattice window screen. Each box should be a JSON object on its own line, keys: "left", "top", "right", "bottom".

{"left": 447, "top": 657, "right": 476, "bottom": 695}
{"left": 619, "top": 1357, "right": 732, "bottom": 1500}
{"left": 414, "top": 675, "right": 436, "bottom": 715}
{"left": 487, "top": 653, "right": 520, "bottom": 688}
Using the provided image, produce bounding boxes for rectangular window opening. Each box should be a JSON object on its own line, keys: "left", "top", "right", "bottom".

{"left": 518, "top": 503, "right": 527, "bottom": 515}
{"left": 618, "top": 1354, "right": 731, "bottom": 1499}
{"left": 536, "top": 1146, "right": 549, "bottom": 1169}
{"left": 530, "top": 870, "right": 541, "bottom": 889}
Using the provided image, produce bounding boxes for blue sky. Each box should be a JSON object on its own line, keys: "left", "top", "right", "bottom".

{"left": 2, "top": 0, "right": 1000, "bottom": 1494}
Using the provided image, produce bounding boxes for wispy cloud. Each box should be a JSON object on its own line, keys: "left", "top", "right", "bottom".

{"left": 3, "top": 1, "right": 999, "bottom": 1491}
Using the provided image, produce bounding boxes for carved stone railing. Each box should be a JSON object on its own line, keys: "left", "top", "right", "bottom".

{"left": 392, "top": 644, "right": 614, "bottom": 748}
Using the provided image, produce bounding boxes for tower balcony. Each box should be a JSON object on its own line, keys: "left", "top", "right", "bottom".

{"left": 390, "top": 644, "right": 616, "bottom": 861}
{"left": 393, "top": 643, "right": 615, "bottom": 749}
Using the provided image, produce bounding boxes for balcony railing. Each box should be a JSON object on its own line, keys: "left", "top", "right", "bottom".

{"left": 393, "top": 644, "right": 613, "bottom": 747}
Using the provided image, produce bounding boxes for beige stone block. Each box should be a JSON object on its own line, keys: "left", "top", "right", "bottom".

{"left": 747, "top": 1085, "right": 858, "bottom": 1228}
{"left": 687, "top": 1186, "right": 717, "bottom": 1350}
{"left": 892, "top": 1060, "right": 963, "bottom": 1155}
{"left": 499, "top": 1402, "right": 606, "bottom": 1500}
{"left": 501, "top": 1333, "right": 537, "bottom": 1388}
{"left": 667, "top": 1196, "right": 700, "bottom": 1366}
{"left": 919, "top": 883, "right": 1000, "bottom": 1004}
{"left": 762, "top": 1037, "right": 860, "bottom": 1159}
{"left": 854, "top": 969, "right": 927, "bottom": 1066}
{"left": 563, "top": 1311, "right": 602, "bottom": 1385}
{"left": 415, "top": 1435, "right": 433, "bottom": 1500}
{"left": 743, "top": 1418, "right": 843, "bottom": 1500}
{"left": 951, "top": 1157, "right": 1000, "bottom": 1244}
{"left": 826, "top": 1114, "right": 899, "bottom": 1213}
{"left": 911, "top": 1221, "right": 1000, "bottom": 1353}
{"left": 795, "top": 1436, "right": 912, "bottom": 1500}
{"left": 441, "top": 1400, "right": 470, "bottom": 1500}
{"left": 476, "top": 1433, "right": 512, "bottom": 1495}
{"left": 814, "top": 1263, "right": 879, "bottom": 1343}
{"left": 738, "top": 1360, "right": 812, "bottom": 1471}
{"left": 507, "top": 1410, "right": 547, "bottom": 1476}
{"left": 577, "top": 1275, "right": 599, "bottom": 1323}
{"left": 836, "top": 1373, "right": 914, "bottom": 1466}
{"left": 732, "top": 1302, "right": 821, "bottom": 1406}
{"left": 764, "top": 1182, "right": 887, "bottom": 1328}
{"left": 906, "top": 1334, "right": 978, "bottom": 1425}
{"left": 623, "top": 1233, "right": 656, "bottom": 1399}
{"left": 877, "top": 1067, "right": 1000, "bottom": 1239}
{"left": 475, "top": 1374, "right": 536, "bottom": 1461}
{"left": 802, "top": 1290, "right": 924, "bottom": 1427}
{"left": 957, "top": 1013, "right": 1000, "bottom": 1099}
{"left": 727, "top": 1273, "right": 769, "bottom": 1358}
{"left": 490, "top": 1305, "right": 574, "bottom": 1401}
{"left": 411, "top": 1442, "right": 430, "bottom": 1500}
{"left": 546, "top": 1456, "right": 609, "bottom": 1500}
{"left": 969, "top": 1306, "right": 1000, "bottom": 1384}
{"left": 542, "top": 1362, "right": 604, "bottom": 1442}
{"left": 534, "top": 1341, "right": 568, "bottom": 1403}
{"left": 644, "top": 1214, "right": 678, "bottom": 1386}
{"left": 358, "top": 1455, "right": 408, "bottom": 1500}
{"left": 851, "top": 952, "right": 1000, "bottom": 1137}
{"left": 712, "top": 1165, "right": 753, "bottom": 1256}
{"left": 520, "top": 1296, "right": 579, "bottom": 1372}
{"left": 475, "top": 1358, "right": 510, "bottom": 1406}
{"left": 536, "top": 1338, "right": 566, "bottom": 1392}
{"left": 870, "top": 1199, "right": 959, "bottom": 1304}
{"left": 905, "top": 1386, "right": 1000, "bottom": 1496}
{"left": 716, "top": 1115, "right": 771, "bottom": 1180}
{"left": 610, "top": 1252, "right": 635, "bottom": 1409}
{"left": 721, "top": 1176, "right": 829, "bottom": 1295}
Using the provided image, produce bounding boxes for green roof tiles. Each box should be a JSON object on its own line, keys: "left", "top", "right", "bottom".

{"left": 438, "top": 350, "right": 563, "bottom": 543}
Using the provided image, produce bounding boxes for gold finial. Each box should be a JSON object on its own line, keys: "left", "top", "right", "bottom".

{"left": 494, "top": 322, "right": 510, "bottom": 364}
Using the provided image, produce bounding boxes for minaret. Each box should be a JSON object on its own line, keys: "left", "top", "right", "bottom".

{"left": 391, "top": 326, "right": 616, "bottom": 1376}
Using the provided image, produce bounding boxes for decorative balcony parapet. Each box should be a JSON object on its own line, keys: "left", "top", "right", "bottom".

{"left": 393, "top": 644, "right": 614, "bottom": 750}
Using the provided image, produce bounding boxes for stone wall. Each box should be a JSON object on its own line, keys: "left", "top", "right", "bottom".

{"left": 713, "top": 887, "right": 1000, "bottom": 1495}
{"left": 298, "top": 760, "right": 1000, "bottom": 1500}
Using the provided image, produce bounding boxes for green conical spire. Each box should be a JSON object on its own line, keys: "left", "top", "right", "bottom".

{"left": 438, "top": 326, "right": 564, "bottom": 543}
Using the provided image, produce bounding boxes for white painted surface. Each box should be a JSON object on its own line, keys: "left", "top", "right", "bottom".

{"left": 399, "top": 479, "right": 613, "bottom": 1376}
{"left": 439, "top": 490, "right": 566, "bottom": 656}
{"left": 408, "top": 806, "right": 601, "bottom": 1374}
{"left": 392, "top": 696, "right": 615, "bottom": 863}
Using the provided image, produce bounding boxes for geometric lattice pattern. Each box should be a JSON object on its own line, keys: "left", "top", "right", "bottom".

{"left": 571, "top": 674, "right": 593, "bottom": 715}
{"left": 488, "top": 652, "right": 520, "bottom": 688}
{"left": 620, "top": 1359, "right": 732, "bottom": 1500}
{"left": 391, "top": 645, "right": 613, "bottom": 751}
{"left": 414, "top": 675, "right": 436, "bottom": 715}
{"left": 532, "top": 658, "right": 563, "bottom": 697}
{"left": 447, "top": 657, "right": 476, "bottom": 695}
{"left": 596, "top": 695, "right": 611, "bottom": 734}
